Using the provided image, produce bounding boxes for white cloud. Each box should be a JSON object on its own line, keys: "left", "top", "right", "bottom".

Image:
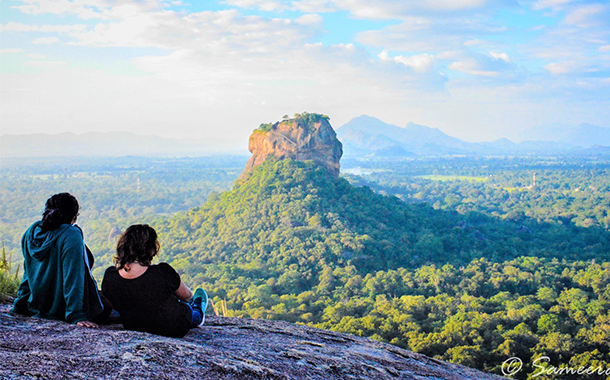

{"left": 448, "top": 51, "right": 514, "bottom": 77}
{"left": 378, "top": 50, "right": 435, "bottom": 73}
{"left": 0, "top": 40, "right": 445, "bottom": 140}
{"left": 74, "top": 12, "right": 160, "bottom": 47}
{"left": 0, "top": 48, "right": 25, "bottom": 54}
{"left": 542, "top": 60, "right": 608, "bottom": 75}
{"left": 222, "top": 0, "right": 511, "bottom": 19}
{"left": 418, "top": 0, "right": 490, "bottom": 11}
{"left": 41, "top": 24, "right": 88, "bottom": 32}
{"left": 449, "top": 59, "right": 499, "bottom": 77}
{"left": 4, "top": 0, "right": 609, "bottom": 142}
{"left": 33, "top": 37, "right": 59, "bottom": 44}
{"left": 294, "top": 14, "right": 324, "bottom": 26}
{"left": 68, "top": 8, "right": 324, "bottom": 51}
{"left": 291, "top": 0, "right": 336, "bottom": 13}
{"left": 522, "top": 2, "right": 610, "bottom": 67}
{"left": 464, "top": 39, "right": 484, "bottom": 46}
{"left": 490, "top": 51, "right": 510, "bottom": 63}
{"left": 532, "top": 0, "right": 577, "bottom": 11}
{"left": 0, "top": 22, "right": 31, "bottom": 32}
{"left": 12, "top": 0, "right": 108, "bottom": 19}
{"left": 28, "top": 53, "right": 46, "bottom": 59}
{"left": 0, "top": 22, "right": 87, "bottom": 33}
{"left": 544, "top": 62, "right": 569, "bottom": 75}
{"left": 565, "top": 4, "right": 607, "bottom": 27}
{"left": 436, "top": 50, "right": 460, "bottom": 59}
{"left": 333, "top": 0, "right": 513, "bottom": 17}
{"left": 355, "top": 14, "right": 507, "bottom": 53}
{"left": 10, "top": 0, "right": 174, "bottom": 20}
{"left": 222, "top": 0, "right": 287, "bottom": 12}
{"left": 23, "top": 60, "right": 68, "bottom": 68}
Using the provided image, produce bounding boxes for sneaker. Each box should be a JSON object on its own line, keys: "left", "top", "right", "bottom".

{"left": 192, "top": 288, "right": 208, "bottom": 326}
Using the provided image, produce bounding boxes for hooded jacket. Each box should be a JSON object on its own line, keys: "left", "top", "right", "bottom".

{"left": 11, "top": 221, "right": 103, "bottom": 323}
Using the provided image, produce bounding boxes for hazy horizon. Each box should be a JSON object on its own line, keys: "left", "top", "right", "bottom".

{"left": 1, "top": 0, "right": 609, "bottom": 143}
{"left": 1, "top": 115, "right": 608, "bottom": 145}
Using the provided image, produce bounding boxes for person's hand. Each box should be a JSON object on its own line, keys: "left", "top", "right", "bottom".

{"left": 76, "top": 320, "right": 99, "bottom": 328}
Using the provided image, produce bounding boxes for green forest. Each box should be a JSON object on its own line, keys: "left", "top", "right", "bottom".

{"left": 0, "top": 156, "right": 244, "bottom": 279}
{"left": 2, "top": 154, "right": 610, "bottom": 379}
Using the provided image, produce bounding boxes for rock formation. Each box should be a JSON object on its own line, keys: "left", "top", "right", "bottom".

{"left": 242, "top": 113, "right": 343, "bottom": 178}
{"left": 0, "top": 304, "right": 503, "bottom": 380}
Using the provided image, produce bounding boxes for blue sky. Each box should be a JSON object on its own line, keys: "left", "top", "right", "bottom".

{"left": 1, "top": 0, "right": 609, "bottom": 144}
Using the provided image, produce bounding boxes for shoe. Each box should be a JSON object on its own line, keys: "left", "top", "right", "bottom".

{"left": 192, "top": 288, "right": 208, "bottom": 326}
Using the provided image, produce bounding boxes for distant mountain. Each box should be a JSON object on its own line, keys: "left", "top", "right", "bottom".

{"left": 337, "top": 115, "right": 602, "bottom": 157}
{"left": 564, "top": 123, "right": 610, "bottom": 147}
{"left": 477, "top": 138, "right": 516, "bottom": 150}
{"left": 0, "top": 132, "right": 244, "bottom": 158}
{"left": 582, "top": 145, "right": 610, "bottom": 156}
{"left": 373, "top": 145, "right": 415, "bottom": 157}
{"left": 520, "top": 123, "right": 610, "bottom": 147}
{"left": 336, "top": 116, "right": 472, "bottom": 156}
{"left": 518, "top": 122, "right": 574, "bottom": 142}
{"left": 5, "top": 117, "right": 608, "bottom": 159}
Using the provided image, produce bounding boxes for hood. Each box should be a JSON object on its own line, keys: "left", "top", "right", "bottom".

{"left": 25, "top": 221, "right": 76, "bottom": 260}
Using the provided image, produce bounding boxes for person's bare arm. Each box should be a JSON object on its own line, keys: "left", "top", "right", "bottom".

{"left": 175, "top": 279, "right": 193, "bottom": 302}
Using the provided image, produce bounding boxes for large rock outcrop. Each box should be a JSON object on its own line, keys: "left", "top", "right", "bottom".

{"left": 242, "top": 113, "right": 343, "bottom": 178}
{"left": 0, "top": 304, "right": 503, "bottom": 380}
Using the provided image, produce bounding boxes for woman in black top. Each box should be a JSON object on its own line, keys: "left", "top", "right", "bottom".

{"left": 101, "top": 224, "right": 206, "bottom": 338}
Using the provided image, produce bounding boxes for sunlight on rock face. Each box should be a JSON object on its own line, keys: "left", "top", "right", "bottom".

{"left": 242, "top": 113, "right": 343, "bottom": 178}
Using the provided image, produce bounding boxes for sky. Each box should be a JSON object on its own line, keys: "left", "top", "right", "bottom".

{"left": 1, "top": 0, "right": 609, "bottom": 145}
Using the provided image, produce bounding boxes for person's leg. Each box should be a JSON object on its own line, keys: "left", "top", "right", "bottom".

{"left": 189, "top": 303, "right": 204, "bottom": 327}
{"left": 181, "top": 300, "right": 203, "bottom": 327}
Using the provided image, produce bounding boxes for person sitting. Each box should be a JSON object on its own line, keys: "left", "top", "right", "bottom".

{"left": 101, "top": 224, "right": 207, "bottom": 338}
{"left": 12, "top": 192, "right": 112, "bottom": 328}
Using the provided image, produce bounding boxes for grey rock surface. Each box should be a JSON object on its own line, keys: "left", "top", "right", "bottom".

{"left": 0, "top": 304, "right": 504, "bottom": 379}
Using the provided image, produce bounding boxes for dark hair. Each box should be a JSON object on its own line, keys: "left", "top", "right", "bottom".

{"left": 115, "top": 224, "right": 160, "bottom": 270}
{"left": 41, "top": 192, "right": 79, "bottom": 231}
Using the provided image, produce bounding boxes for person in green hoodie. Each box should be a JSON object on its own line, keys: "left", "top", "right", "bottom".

{"left": 11, "top": 192, "right": 110, "bottom": 327}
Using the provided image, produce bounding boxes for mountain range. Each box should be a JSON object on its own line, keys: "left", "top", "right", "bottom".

{"left": 2, "top": 116, "right": 609, "bottom": 158}
{"left": 336, "top": 115, "right": 610, "bottom": 157}
{"left": 520, "top": 122, "right": 610, "bottom": 146}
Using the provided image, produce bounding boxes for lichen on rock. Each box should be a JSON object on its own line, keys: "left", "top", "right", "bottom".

{"left": 241, "top": 113, "right": 343, "bottom": 179}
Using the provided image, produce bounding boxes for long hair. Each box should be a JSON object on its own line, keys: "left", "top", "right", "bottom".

{"left": 115, "top": 224, "right": 160, "bottom": 270}
{"left": 41, "top": 193, "right": 79, "bottom": 232}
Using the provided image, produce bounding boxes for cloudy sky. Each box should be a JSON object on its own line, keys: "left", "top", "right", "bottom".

{"left": 1, "top": 0, "right": 609, "bottom": 144}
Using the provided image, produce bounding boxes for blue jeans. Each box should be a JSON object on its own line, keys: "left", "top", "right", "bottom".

{"left": 183, "top": 301, "right": 203, "bottom": 327}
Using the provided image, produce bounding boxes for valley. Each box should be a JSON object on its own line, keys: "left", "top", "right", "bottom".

{"left": 2, "top": 152, "right": 610, "bottom": 378}
{"left": 3, "top": 114, "right": 610, "bottom": 379}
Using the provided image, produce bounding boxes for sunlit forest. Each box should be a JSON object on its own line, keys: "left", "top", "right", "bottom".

{"left": 0, "top": 156, "right": 246, "bottom": 279}
{"left": 2, "top": 155, "right": 610, "bottom": 379}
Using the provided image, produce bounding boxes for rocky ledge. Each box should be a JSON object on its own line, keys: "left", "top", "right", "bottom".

{"left": 0, "top": 304, "right": 504, "bottom": 380}
{"left": 242, "top": 113, "right": 343, "bottom": 178}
